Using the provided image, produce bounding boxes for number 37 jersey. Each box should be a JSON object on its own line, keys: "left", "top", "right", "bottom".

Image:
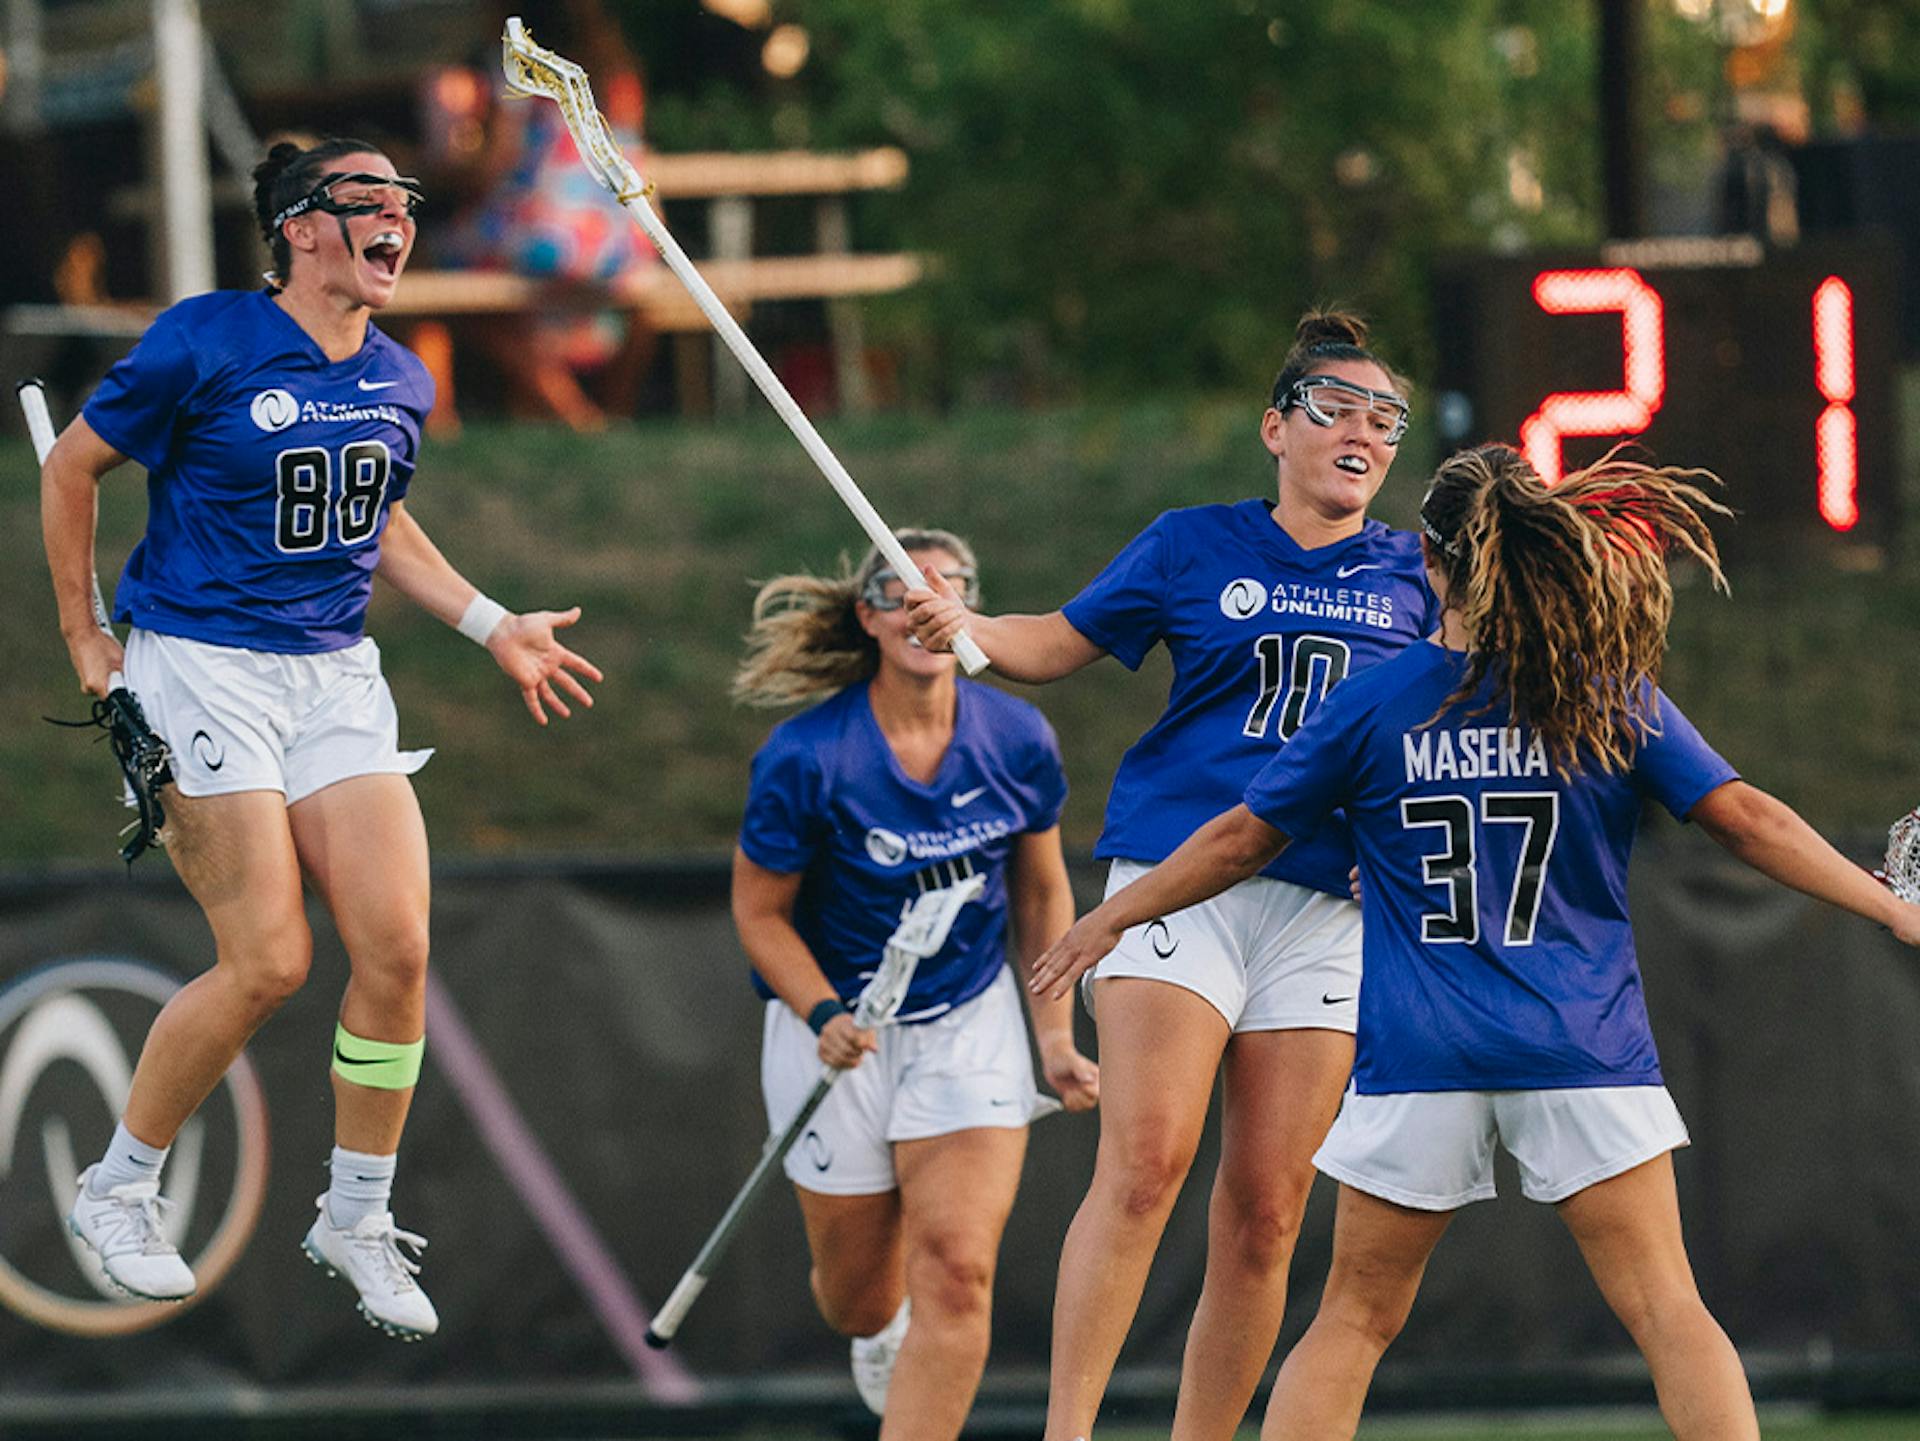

{"left": 84, "top": 290, "right": 435, "bottom": 654}
{"left": 1062, "top": 501, "right": 1439, "bottom": 898}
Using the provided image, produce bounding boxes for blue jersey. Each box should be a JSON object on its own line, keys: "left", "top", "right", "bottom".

{"left": 1244, "top": 643, "right": 1739, "bottom": 1094}
{"left": 1062, "top": 501, "right": 1439, "bottom": 896}
{"left": 739, "top": 679, "right": 1068, "bottom": 1022}
{"left": 84, "top": 290, "right": 435, "bottom": 654}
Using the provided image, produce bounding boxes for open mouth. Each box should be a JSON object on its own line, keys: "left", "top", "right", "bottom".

{"left": 1334, "top": 454, "right": 1370, "bottom": 476}
{"left": 361, "top": 231, "right": 405, "bottom": 280}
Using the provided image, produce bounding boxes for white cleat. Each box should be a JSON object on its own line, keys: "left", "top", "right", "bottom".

{"left": 300, "top": 1196, "right": 439, "bottom": 1341}
{"left": 850, "top": 1297, "right": 910, "bottom": 1416}
{"left": 68, "top": 1165, "right": 196, "bottom": 1302}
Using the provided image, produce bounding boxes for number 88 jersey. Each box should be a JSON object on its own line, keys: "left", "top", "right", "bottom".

{"left": 84, "top": 290, "right": 435, "bottom": 655}
{"left": 1061, "top": 500, "right": 1440, "bottom": 898}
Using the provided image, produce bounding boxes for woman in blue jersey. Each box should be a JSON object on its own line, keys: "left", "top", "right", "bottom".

{"left": 1035, "top": 444, "right": 1920, "bottom": 1441}
{"left": 905, "top": 312, "right": 1439, "bottom": 1441}
{"left": 733, "top": 529, "right": 1099, "bottom": 1430}
{"left": 40, "top": 137, "right": 600, "bottom": 1337}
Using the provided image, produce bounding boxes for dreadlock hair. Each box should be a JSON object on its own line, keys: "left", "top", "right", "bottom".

{"left": 731, "top": 529, "right": 980, "bottom": 708}
{"left": 1270, "top": 308, "right": 1410, "bottom": 411}
{"left": 251, "top": 135, "right": 389, "bottom": 289}
{"left": 1418, "top": 443, "right": 1729, "bottom": 777}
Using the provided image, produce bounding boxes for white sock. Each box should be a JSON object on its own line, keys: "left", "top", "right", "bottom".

{"left": 324, "top": 1146, "right": 396, "bottom": 1231}
{"left": 88, "top": 1121, "right": 169, "bottom": 1197}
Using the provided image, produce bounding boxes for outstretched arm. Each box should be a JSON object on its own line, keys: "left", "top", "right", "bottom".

{"left": 1009, "top": 827, "right": 1099, "bottom": 1111}
{"left": 1028, "top": 804, "right": 1291, "bottom": 1000}
{"left": 1691, "top": 780, "right": 1920, "bottom": 945}
{"left": 903, "top": 568, "right": 1104, "bottom": 684}
{"left": 376, "top": 501, "right": 603, "bottom": 724}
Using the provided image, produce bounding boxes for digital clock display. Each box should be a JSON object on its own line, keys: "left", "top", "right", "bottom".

{"left": 1432, "top": 236, "right": 1901, "bottom": 556}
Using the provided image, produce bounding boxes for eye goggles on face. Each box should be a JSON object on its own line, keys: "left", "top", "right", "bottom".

{"left": 861, "top": 566, "right": 980, "bottom": 611}
{"left": 1281, "top": 375, "right": 1410, "bottom": 446}
{"left": 272, "top": 172, "right": 425, "bottom": 232}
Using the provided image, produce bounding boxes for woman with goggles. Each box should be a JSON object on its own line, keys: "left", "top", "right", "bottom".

{"left": 732, "top": 529, "right": 1098, "bottom": 1431}
{"left": 41, "top": 134, "right": 599, "bottom": 1342}
{"left": 906, "top": 311, "right": 1439, "bottom": 1441}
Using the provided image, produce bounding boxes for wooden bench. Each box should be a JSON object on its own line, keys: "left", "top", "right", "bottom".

{"left": 6, "top": 148, "right": 922, "bottom": 424}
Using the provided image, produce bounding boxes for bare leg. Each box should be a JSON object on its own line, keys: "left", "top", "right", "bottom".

{"left": 121, "top": 789, "right": 311, "bottom": 1146}
{"left": 881, "top": 1126, "right": 1028, "bottom": 1441}
{"left": 1261, "top": 1185, "right": 1452, "bottom": 1441}
{"left": 289, "top": 775, "right": 431, "bottom": 1154}
{"left": 1044, "top": 978, "right": 1229, "bottom": 1441}
{"left": 1171, "top": 1027, "right": 1353, "bottom": 1441}
{"left": 1558, "top": 1154, "right": 1758, "bottom": 1441}
{"left": 794, "top": 1186, "right": 906, "bottom": 1339}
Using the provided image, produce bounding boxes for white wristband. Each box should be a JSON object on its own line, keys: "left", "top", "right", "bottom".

{"left": 457, "top": 593, "right": 509, "bottom": 646}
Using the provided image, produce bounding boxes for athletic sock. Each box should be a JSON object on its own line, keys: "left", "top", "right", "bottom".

{"left": 87, "top": 1121, "right": 169, "bottom": 1197}
{"left": 324, "top": 1146, "right": 397, "bottom": 1231}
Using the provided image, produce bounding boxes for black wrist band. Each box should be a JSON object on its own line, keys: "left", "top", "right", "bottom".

{"left": 806, "top": 998, "right": 849, "bottom": 1035}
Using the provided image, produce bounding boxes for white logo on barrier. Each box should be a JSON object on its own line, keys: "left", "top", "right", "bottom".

{"left": 1219, "top": 578, "right": 1266, "bottom": 620}
{"left": 864, "top": 828, "right": 909, "bottom": 867}
{"left": 250, "top": 389, "right": 299, "bottom": 432}
{"left": 0, "top": 959, "right": 269, "bottom": 1336}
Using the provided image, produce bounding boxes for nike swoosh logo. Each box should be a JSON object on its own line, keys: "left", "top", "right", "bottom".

{"left": 357, "top": 379, "right": 400, "bottom": 391}
{"left": 1322, "top": 993, "right": 1354, "bottom": 1005}
{"left": 952, "top": 786, "right": 987, "bottom": 807}
{"left": 1336, "top": 563, "right": 1383, "bottom": 579}
{"left": 332, "top": 1045, "right": 385, "bottom": 1066}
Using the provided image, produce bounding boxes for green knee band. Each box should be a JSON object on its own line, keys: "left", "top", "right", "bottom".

{"left": 332, "top": 1024, "right": 425, "bottom": 1090}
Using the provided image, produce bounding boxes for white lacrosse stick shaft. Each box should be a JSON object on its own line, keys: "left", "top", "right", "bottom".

{"left": 18, "top": 381, "right": 118, "bottom": 680}
{"left": 500, "top": 19, "right": 988, "bottom": 676}
{"left": 644, "top": 874, "right": 986, "bottom": 1346}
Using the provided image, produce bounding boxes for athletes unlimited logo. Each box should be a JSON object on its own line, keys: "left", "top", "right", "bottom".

{"left": 0, "top": 958, "right": 269, "bottom": 1336}
{"left": 864, "top": 827, "right": 909, "bottom": 867}
{"left": 1219, "top": 577, "right": 1266, "bottom": 621}
{"left": 250, "top": 388, "right": 299, "bottom": 432}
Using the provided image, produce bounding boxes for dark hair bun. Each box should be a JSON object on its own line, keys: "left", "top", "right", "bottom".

{"left": 252, "top": 141, "right": 307, "bottom": 239}
{"left": 1295, "top": 309, "right": 1370, "bottom": 351}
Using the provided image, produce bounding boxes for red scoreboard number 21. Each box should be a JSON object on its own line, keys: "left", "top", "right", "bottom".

{"left": 1435, "top": 241, "right": 1899, "bottom": 553}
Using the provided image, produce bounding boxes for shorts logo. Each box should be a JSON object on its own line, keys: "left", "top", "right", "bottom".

{"left": 0, "top": 958, "right": 270, "bottom": 1336}
{"left": 801, "top": 1129, "right": 833, "bottom": 1173}
{"left": 1219, "top": 578, "right": 1266, "bottom": 621}
{"left": 190, "top": 730, "right": 225, "bottom": 772}
{"left": 864, "top": 827, "right": 909, "bottom": 867}
{"left": 249, "top": 389, "right": 299, "bottom": 433}
{"left": 1145, "top": 919, "right": 1179, "bottom": 959}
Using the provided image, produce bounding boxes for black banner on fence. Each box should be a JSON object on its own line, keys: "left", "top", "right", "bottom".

{"left": 2, "top": 830, "right": 1918, "bottom": 1407}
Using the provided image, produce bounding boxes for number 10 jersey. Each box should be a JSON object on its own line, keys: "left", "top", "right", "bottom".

{"left": 84, "top": 290, "right": 435, "bottom": 654}
{"left": 1062, "top": 500, "right": 1440, "bottom": 898}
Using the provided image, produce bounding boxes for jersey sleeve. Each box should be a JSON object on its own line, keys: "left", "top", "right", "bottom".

{"left": 82, "top": 309, "right": 200, "bottom": 471}
{"left": 1060, "top": 516, "right": 1171, "bottom": 670}
{"left": 738, "top": 733, "right": 827, "bottom": 873}
{"left": 1635, "top": 689, "right": 1740, "bottom": 820}
{"left": 1242, "top": 689, "right": 1356, "bottom": 842}
{"left": 1020, "top": 711, "right": 1069, "bottom": 832}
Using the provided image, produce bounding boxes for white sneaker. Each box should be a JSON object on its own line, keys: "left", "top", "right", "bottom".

{"left": 68, "top": 1165, "right": 196, "bottom": 1301}
{"left": 300, "top": 1196, "right": 439, "bottom": 1340}
{"left": 849, "top": 1297, "right": 910, "bottom": 1416}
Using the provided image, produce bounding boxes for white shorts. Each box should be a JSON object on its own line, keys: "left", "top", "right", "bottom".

{"left": 1086, "top": 861, "right": 1362, "bottom": 1033}
{"left": 1314, "top": 1084, "right": 1691, "bottom": 1210}
{"left": 761, "top": 967, "right": 1044, "bottom": 1196}
{"left": 123, "top": 628, "right": 433, "bottom": 804}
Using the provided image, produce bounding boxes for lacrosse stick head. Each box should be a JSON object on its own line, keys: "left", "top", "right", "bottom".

{"left": 1876, "top": 809, "right": 1920, "bottom": 903}
{"left": 852, "top": 874, "right": 988, "bottom": 1029}
{"left": 500, "top": 17, "right": 647, "bottom": 201}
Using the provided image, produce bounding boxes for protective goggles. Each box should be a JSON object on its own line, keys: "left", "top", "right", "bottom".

{"left": 272, "top": 172, "right": 425, "bottom": 232}
{"left": 1279, "top": 375, "right": 1409, "bottom": 446}
{"left": 861, "top": 566, "right": 979, "bottom": 611}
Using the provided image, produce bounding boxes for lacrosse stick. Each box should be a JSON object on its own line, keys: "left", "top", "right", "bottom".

{"left": 644, "top": 872, "right": 988, "bottom": 1348}
{"left": 1876, "top": 809, "right": 1920, "bottom": 903}
{"left": 20, "top": 379, "right": 173, "bottom": 861}
{"left": 499, "top": 19, "right": 990, "bottom": 678}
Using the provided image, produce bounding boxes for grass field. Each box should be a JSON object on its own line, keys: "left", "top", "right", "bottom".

{"left": 3, "top": 393, "right": 1916, "bottom": 864}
